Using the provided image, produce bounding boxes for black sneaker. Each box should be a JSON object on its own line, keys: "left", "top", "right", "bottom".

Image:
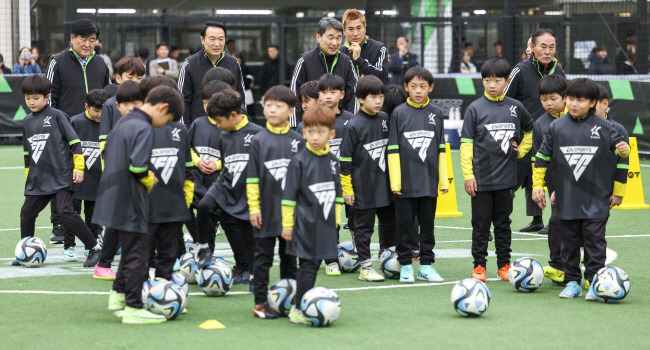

{"left": 519, "top": 222, "right": 544, "bottom": 232}
{"left": 233, "top": 267, "right": 250, "bottom": 285}
{"left": 538, "top": 225, "right": 549, "bottom": 235}
{"left": 253, "top": 302, "right": 278, "bottom": 319}
{"left": 83, "top": 248, "right": 102, "bottom": 267}
{"left": 11, "top": 259, "right": 21, "bottom": 266}
{"left": 50, "top": 224, "right": 64, "bottom": 244}
{"left": 195, "top": 247, "right": 212, "bottom": 268}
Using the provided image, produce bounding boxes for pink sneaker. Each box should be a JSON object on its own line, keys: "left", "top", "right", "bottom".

{"left": 93, "top": 265, "right": 116, "bottom": 280}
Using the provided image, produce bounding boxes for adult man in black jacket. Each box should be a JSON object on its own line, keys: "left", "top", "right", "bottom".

{"left": 388, "top": 36, "right": 419, "bottom": 86}
{"left": 259, "top": 45, "right": 291, "bottom": 95}
{"left": 178, "top": 22, "right": 246, "bottom": 128}
{"left": 340, "top": 9, "right": 387, "bottom": 83}
{"left": 505, "top": 28, "right": 566, "bottom": 234}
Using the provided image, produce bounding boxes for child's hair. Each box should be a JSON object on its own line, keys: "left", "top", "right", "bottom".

{"left": 263, "top": 85, "right": 297, "bottom": 108}
{"left": 86, "top": 89, "right": 110, "bottom": 109}
{"left": 114, "top": 56, "right": 146, "bottom": 77}
{"left": 145, "top": 86, "right": 184, "bottom": 122}
{"left": 356, "top": 75, "right": 385, "bottom": 99}
{"left": 206, "top": 89, "right": 242, "bottom": 118}
{"left": 115, "top": 80, "right": 143, "bottom": 104}
{"left": 317, "top": 74, "right": 344, "bottom": 92}
{"left": 597, "top": 84, "right": 611, "bottom": 102}
{"left": 480, "top": 58, "right": 511, "bottom": 79}
{"left": 202, "top": 81, "right": 233, "bottom": 100}
{"left": 566, "top": 78, "right": 599, "bottom": 101}
{"left": 103, "top": 84, "right": 118, "bottom": 98}
{"left": 21, "top": 75, "right": 52, "bottom": 95}
{"left": 538, "top": 75, "right": 567, "bottom": 97}
{"left": 201, "top": 67, "right": 236, "bottom": 88}
{"left": 298, "top": 81, "right": 319, "bottom": 100}
{"left": 303, "top": 106, "right": 336, "bottom": 130}
{"left": 381, "top": 84, "right": 408, "bottom": 115}
{"left": 139, "top": 75, "right": 178, "bottom": 98}
{"left": 404, "top": 66, "right": 434, "bottom": 85}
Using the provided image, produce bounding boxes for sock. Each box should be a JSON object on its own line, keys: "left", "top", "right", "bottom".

{"left": 197, "top": 243, "right": 209, "bottom": 249}
{"left": 361, "top": 259, "right": 371, "bottom": 268}
{"left": 92, "top": 243, "right": 100, "bottom": 250}
{"left": 532, "top": 216, "right": 543, "bottom": 225}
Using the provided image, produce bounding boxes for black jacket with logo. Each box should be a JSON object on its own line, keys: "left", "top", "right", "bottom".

{"left": 341, "top": 37, "right": 387, "bottom": 82}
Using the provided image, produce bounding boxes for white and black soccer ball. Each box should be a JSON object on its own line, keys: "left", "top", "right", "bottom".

{"left": 337, "top": 240, "right": 360, "bottom": 273}
{"left": 97, "top": 230, "right": 105, "bottom": 247}
{"left": 300, "top": 287, "right": 341, "bottom": 327}
{"left": 145, "top": 281, "right": 187, "bottom": 320}
{"left": 198, "top": 264, "right": 233, "bottom": 297}
{"left": 178, "top": 252, "right": 198, "bottom": 284}
{"left": 379, "top": 248, "right": 400, "bottom": 279}
{"left": 212, "top": 256, "right": 229, "bottom": 269}
{"left": 508, "top": 257, "right": 544, "bottom": 292}
{"left": 171, "top": 271, "right": 189, "bottom": 296}
{"left": 591, "top": 266, "right": 630, "bottom": 303}
{"left": 267, "top": 278, "right": 297, "bottom": 317}
{"left": 15, "top": 236, "right": 47, "bottom": 267}
{"left": 451, "top": 278, "right": 491, "bottom": 317}
{"left": 142, "top": 277, "right": 168, "bottom": 304}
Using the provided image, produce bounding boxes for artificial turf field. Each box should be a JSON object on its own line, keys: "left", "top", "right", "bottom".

{"left": 1, "top": 144, "right": 650, "bottom": 350}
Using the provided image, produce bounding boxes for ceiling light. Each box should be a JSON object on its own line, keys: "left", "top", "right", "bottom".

{"left": 215, "top": 9, "right": 273, "bottom": 15}
{"left": 76, "top": 8, "right": 96, "bottom": 14}
{"left": 97, "top": 8, "right": 137, "bottom": 14}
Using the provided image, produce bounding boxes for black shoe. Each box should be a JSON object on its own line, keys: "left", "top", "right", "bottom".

{"left": 519, "top": 222, "right": 544, "bottom": 232}
{"left": 488, "top": 233, "right": 494, "bottom": 241}
{"left": 538, "top": 225, "right": 549, "bottom": 235}
{"left": 83, "top": 248, "right": 102, "bottom": 267}
{"left": 195, "top": 247, "right": 212, "bottom": 268}
{"left": 253, "top": 302, "right": 278, "bottom": 319}
{"left": 50, "top": 224, "right": 64, "bottom": 244}
{"left": 343, "top": 223, "right": 349, "bottom": 230}
{"left": 11, "top": 259, "right": 21, "bottom": 266}
{"left": 233, "top": 266, "right": 250, "bottom": 285}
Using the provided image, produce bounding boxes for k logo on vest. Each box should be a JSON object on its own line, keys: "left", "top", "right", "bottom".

{"left": 404, "top": 130, "right": 434, "bottom": 162}
{"left": 171, "top": 128, "right": 181, "bottom": 141}
{"left": 560, "top": 146, "right": 598, "bottom": 181}
{"left": 151, "top": 148, "right": 179, "bottom": 184}
{"left": 308, "top": 181, "right": 336, "bottom": 220}
{"left": 485, "top": 123, "right": 516, "bottom": 154}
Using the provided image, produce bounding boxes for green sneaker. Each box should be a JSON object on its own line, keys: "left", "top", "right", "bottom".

{"left": 63, "top": 247, "right": 78, "bottom": 262}
{"left": 359, "top": 266, "right": 384, "bottom": 282}
{"left": 122, "top": 306, "right": 166, "bottom": 324}
{"left": 543, "top": 266, "right": 565, "bottom": 283}
{"left": 418, "top": 264, "right": 444, "bottom": 282}
{"left": 288, "top": 306, "right": 310, "bottom": 325}
{"left": 108, "top": 290, "right": 126, "bottom": 311}
{"left": 399, "top": 264, "right": 415, "bottom": 283}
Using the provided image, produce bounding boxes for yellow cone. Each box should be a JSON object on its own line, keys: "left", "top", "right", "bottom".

{"left": 614, "top": 137, "right": 649, "bottom": 210}
{"left": 436, "top": 143, "right": 463, "bottom": 217}
{"left": 199, "top": 319, "right": 226, "bottom": 329}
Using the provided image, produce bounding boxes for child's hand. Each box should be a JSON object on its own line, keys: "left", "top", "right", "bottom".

{"left": 250, "top": 213, "right": 262, "bottom": 229}
{"left": 72, "top": 171, "right": 84, "bottom": 183}
{"left": 197, "top": 159, "right": 213, "bottom": 174}
{"left": 532, "top": 189, "right": 546, "bottom": 209}
{"left": 550, "top": 191, "right": 556, "bottom": 205}
{"left": 152, "top": 171, "right": 159, "bottom": 186}
{"left": 464, "top": 178, "right": 477, "bottom": 197}
{"left": 615, "top": 141, "right": 628, "bottom": 156}
{"left": 512, "top": 141, "right": 520, "bottom": 157}
{"left": 609, "top": 195, "right": 623, "bottom": 209}
{"left": 281, "top": 228, "right": 293, "bottom": 242}
{"left": 441, "top": 189, "right": 449, "bottom": 195}
{"left": 344, "top": 194, "right": 354, "bottom": 206}
{"left": 393, "top": 191, "right": 402, "bottom": 196}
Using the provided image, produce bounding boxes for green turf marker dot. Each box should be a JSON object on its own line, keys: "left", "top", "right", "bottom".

{"left": 13, "top": 105, "right": 27, "bottom": 121}
{"left": 0, "top": 75, "right": 11, "bottom": 92}
{"left": 608, "top": 80, "right": 634, "bottom": 100}
{"left": 199, "top": 319, "right": 226, "bottom": 329}
{"left": 633, "top": 117, "right": 644, "bottom": 135}
{"left": 455, "top": 77, "right": 476, "bottom": 95}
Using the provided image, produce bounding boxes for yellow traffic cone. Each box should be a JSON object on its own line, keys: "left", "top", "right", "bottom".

{"left": 436, "top": 143, "right": 463, "bottom": 217}
{"left": 614, "top": 137, "right": 649, "bottom": 210}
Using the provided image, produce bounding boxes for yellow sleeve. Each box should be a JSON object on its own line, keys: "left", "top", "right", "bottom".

{"left": 517, "top": 132, "right": 533, "bottom": 159}
{"left": 25, "top": 167, "right": 29, "bottom": 180}
{"left": 532, "top": 167, "right": 547, "bottom": 191}
{"left": 613, "top": 181, "right": 627, "bottom": 197}
{"left": 281, "top": 203, "right": 295, "bottom": 229}
{"left": 335, "top": 203, "right": 342, "bottom": 227}
{"left": 341, "top": 174, "right": 354, "bottom": 196}
{"left": 139, "top": 171, "right": 155, "bottom": 191}
{"left": 183, "top": 180, "right": 194, "bottom": 208}
{"left": 246, "top": 182, "right": 261, "bottom": 215}
{"left": 73, "top": 154, "right": 85, "bottom": 174}
{"left": 99, "top": 140, "right": 106, "bottom": 154}
{"left": 387, "top": 153, "right": 401, "bottom": 192}
{"left": 215, "top": 159, "right": 222, "bottom": 171}
{"left": 191, "top": 149, "right": 201, "bottom": 167}
{"left": 438, "top": 154, "right": 449, "bottom": 191}
{"left": 615, "top": 143, "right": 630, "bottom": 159}
{"left": 460, "top": 142, "right": 474, "bottom": 181}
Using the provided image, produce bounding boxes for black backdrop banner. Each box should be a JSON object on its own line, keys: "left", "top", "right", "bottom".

{"left": 1, "top": 75, "right": 648, "bottom": 153}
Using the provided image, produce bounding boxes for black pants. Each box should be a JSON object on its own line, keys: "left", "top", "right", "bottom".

{"left": 470, "top": 190, "right": 513, "bottom": 268}
{"left": 252, "top": 236, "right": 297, "bottom": 304}
{"left": 112, "top": 229, "right": 149, "bottom": 308}
{"left": 20, "top": 190, "right": 96, "bottom": 249}
{"left": 354, "top": 203, "right": 396, "bottom": 264}
{"left": 547, "top": 204, "right": 562, "bottom": 270}
{"left": 196, "top": 194, "right": 254, "bottom": 271}
{"left": 98, "top": 228, "right": 120, "bottom": 268}
{"left": 394, "top": 197, "right": 437, "bottom": 266}
{"left": 63, "top": 199, "right": 103, "bottom": 249}
{"left": 295, "top": 258, "right": 321, "bottom": 306}
{"left": 345, "top": 204, "right": 356, "bottom": 232}
{"left": 558, "top": 218, "right": 607, "bottom": 283}
{"left": 148, "top": 222, "right": 182, "bottom": 280}
{"left": 50, "top": 199, "right": 61, "bottom": 225}
{"left": 184, "top": 203, "right": 199, "bottom": 243}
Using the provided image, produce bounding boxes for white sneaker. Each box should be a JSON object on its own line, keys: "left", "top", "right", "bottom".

{"left": 326, "top": 262, "right": 341, "bottom": 276}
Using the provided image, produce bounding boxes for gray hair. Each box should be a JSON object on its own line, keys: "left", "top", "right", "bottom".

{"left": 318, "top": 17, "right": 343, "bottom": 36}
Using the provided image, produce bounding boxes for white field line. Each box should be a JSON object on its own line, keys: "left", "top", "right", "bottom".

{"left": 0, "top": 166, "right": 22, "bottom": 170}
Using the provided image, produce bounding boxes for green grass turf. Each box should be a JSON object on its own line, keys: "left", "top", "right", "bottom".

{"left": 1, "top": 145, "right": 650, "bottom": 349}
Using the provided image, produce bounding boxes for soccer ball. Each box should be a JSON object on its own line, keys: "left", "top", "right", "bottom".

{"left": 508, "top": 257, "right": 544, "bottom": 292}
{"left": 183, "top": 235, "right": 195, "bottom": 253}
{"left": 15, "top": 236, "right": 47, "bottom": 267}
{"left": 212, "top": 256, "right": 229, "bottom": 269}
{"left": 198, "top": 264, "right": 233, "bottom": 297}
{"left": 451, "top": 278, "right": 491, "bottom": 317}
{"left": 591, "top": 266, "right": 630, "bottom": 303}
{"left": 171, "top": 271, "right": 189, "bottom": 296}
{"left": 178, "top": 252, "right": 198, "bottom": 284}
{"left": 142, "top": 277, "right": 168, "bottom": 304}
{"left": 267, "top": 278, "right": 297, "bottom": 317}
{"left": 379, "top": 248, "right": 400, "bottom": 279}
{"left": 337, "top": 240, "right": 360, "bottom": 273}
{"left": 300, "top": 287, "right": 341, "bottom": 327}
{"left": 145, "top": 281, "right": 187, "bottom": 320}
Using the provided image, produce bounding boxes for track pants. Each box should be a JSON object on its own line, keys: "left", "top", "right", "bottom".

{"left": 63, "top": 199, "right": 103, "bottom": 249}
{"left": 294, "top": 258, "right": 321, "bottom": 306}
{"left": 112, "top": 229, "right": 149, "bottom": 308}
{"left": 252, "top": 236, "right": 297, "bottom": 304}
{"left": 395, "top": 196, "right": 437, "bottom": 266}
{"left": 354, "top": 203, "right": 396, "bottom": 266}
{"left": 148, "top": 222, "right": 182, "bottom": 280}
{"left": 470, "top": 189, "right": 513, "bottom": 269}
{"left": 558, "top": 218, "right": 607, "bottom": 284}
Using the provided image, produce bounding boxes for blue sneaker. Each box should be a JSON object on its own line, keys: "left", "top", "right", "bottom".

{"left": 559, "top": 281, "right": 582, "bottom": 299}
{"left": 399, "top": 264, "right": 414, "bottom": 283}
{"left": 63, "top": 247, "right": 78, "bottom": 262}
{"left": 585, "top": 277, "right": 601, "bottom": 301}
{"left": 417, "top": 264, "right": 444, "bottom": 282}
{"left": 173, "top": 258, "right": 181, "bottom": 272}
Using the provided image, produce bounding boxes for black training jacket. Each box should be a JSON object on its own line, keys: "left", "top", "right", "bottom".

{"left": 341, "top": 37, "right": 388, "bottom": 82}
